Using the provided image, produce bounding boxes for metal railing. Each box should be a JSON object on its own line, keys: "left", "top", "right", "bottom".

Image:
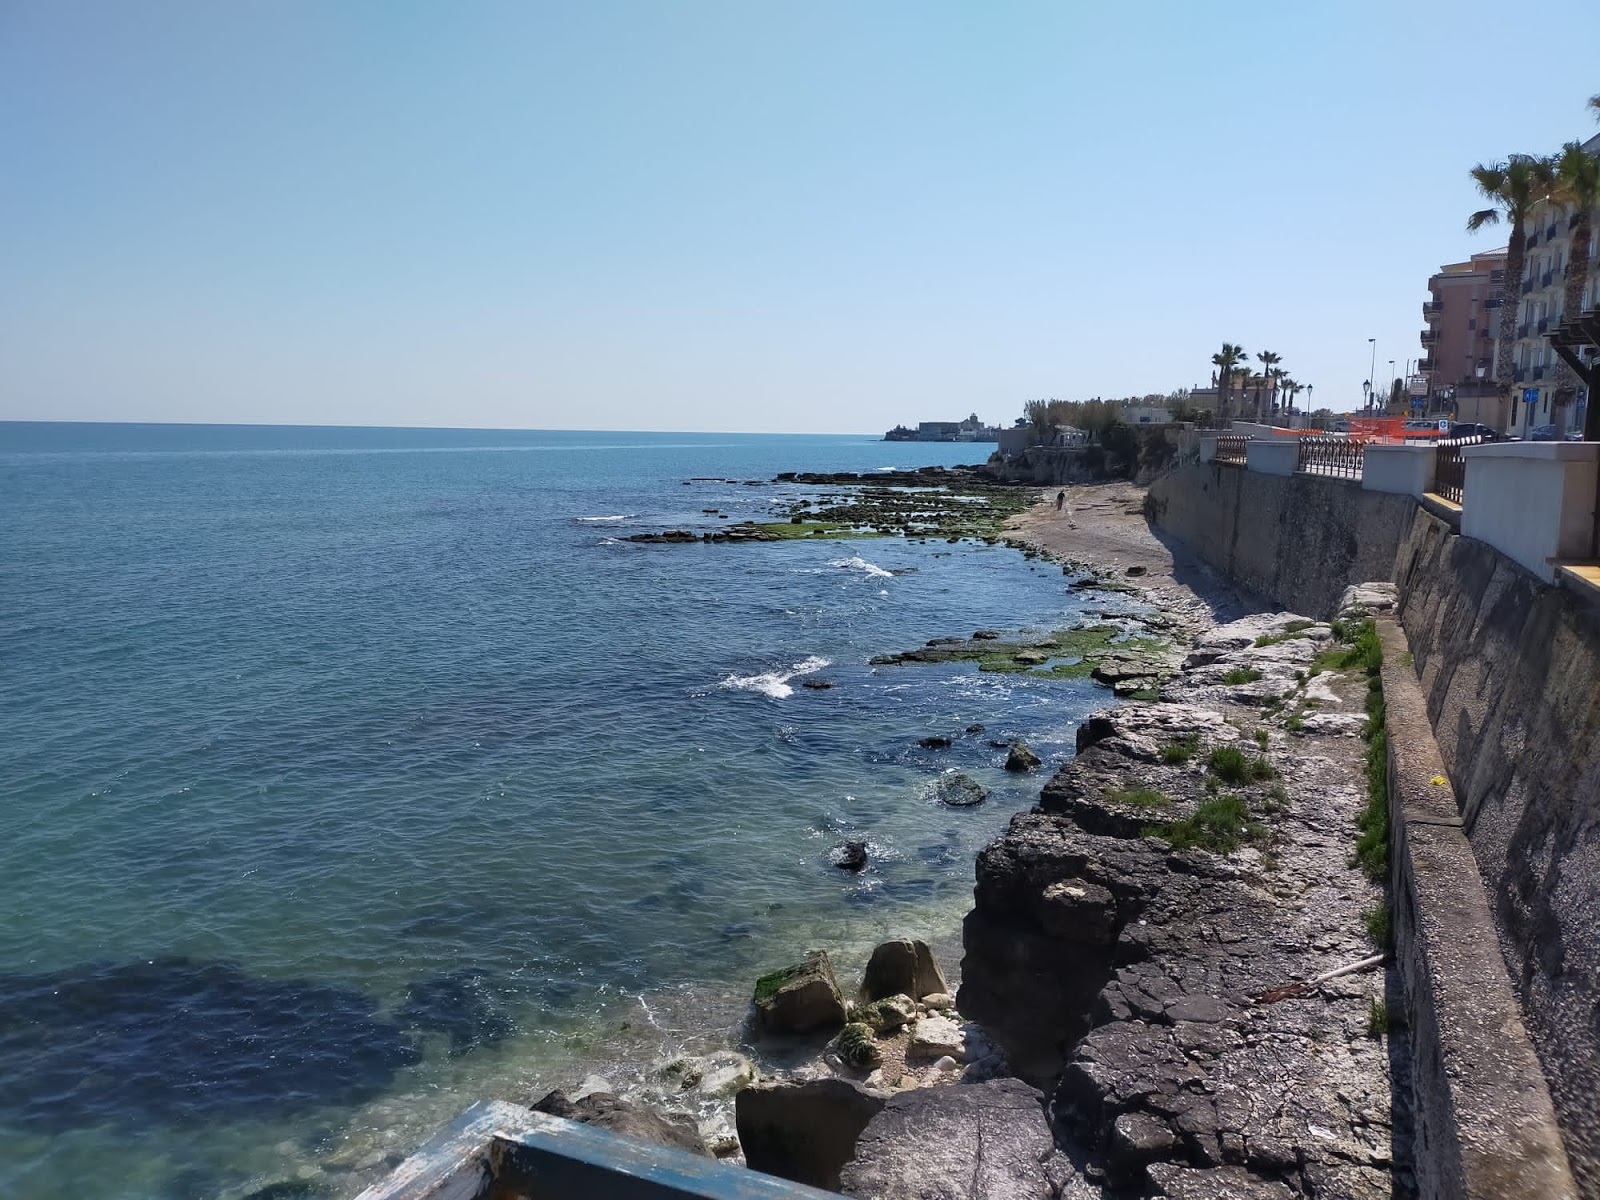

{"left": 1296, "top": 436, "right": 1365, "bottom": 479}
{"left": 1214, "top": 435, "right": 1251, "bottom": 465}
{"left": 1433, "top": 435, "right": 1486, "bottom": 505}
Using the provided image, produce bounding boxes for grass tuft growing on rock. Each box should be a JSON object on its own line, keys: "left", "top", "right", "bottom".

{"left": 1207, "top": 745, "right": 1277, "bottom": 785}
{"left": 1160, "top": 733, "right": 1200, "bottom": 764}
{"left": 1366, "top": 999, "right": 1389, "bottom": 1039}
{"left": 1363, "top": 902, "right": 1393, "bottom": 949}
{"left": 1146, "top": 794, "right": 1266, "bottom": 855}
{"left": 1222, "top": 667, "right": 1264, "bottom": 685}
{"left": 1110, "top": 787, "right": 1170, "bottom": 808}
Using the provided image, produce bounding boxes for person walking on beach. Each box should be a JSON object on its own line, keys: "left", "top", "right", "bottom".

{"left": 1055, "top": 490, "right": 1065, "bottom": 512}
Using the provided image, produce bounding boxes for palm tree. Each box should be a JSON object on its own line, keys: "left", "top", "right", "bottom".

{"left": 1590, "top": 93, "right": 1600, "bottom": 123}
{"left": 1210, "top": 343, "right": 1247, "bottom": 419}
{"left": 1256, "top": 350, "right": 1282, "bottom": 420}
{"left": 1278, "top": 377, "right": 1298, "bottom": 419}
{"left": 1468, "top": 155, "right": 1556, "bottom": 429}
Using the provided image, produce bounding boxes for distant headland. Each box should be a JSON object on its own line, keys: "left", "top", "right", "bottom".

{"left": 883, "top": 413, "right": 1002, "bottom": 443}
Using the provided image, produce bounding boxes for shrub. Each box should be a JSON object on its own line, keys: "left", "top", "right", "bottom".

{"left": 1363, "top": 902, "right": 1392, "bottom": 949}
{"left": 1366, "top": 999, "right": 1389, "bottom": 1039}
{"left": 1208, "top": 744, "right": 1276, "bottom": 785}
{"left": 1223, "top": 667, "right": 1263, "bottom": 685}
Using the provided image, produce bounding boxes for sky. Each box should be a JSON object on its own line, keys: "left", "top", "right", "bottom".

{"left": 2, "top": 1, "right": 1596, "bottom": 434}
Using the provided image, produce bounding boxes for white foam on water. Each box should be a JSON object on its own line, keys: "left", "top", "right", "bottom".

{"left": 576, "top": 514, "right": 634, "bottom": 522}
{"left": 718, "top": 655, "right": 830, "bottom": 699}
{"left": 828, "top": 555, "right": 894, "bottom": 579}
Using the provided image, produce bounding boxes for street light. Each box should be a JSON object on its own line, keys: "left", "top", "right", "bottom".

{"left": 1363, "top": 379, "right": 1372, "bottom": 414}
{"left": 1368, "top": 338, "right": 1377, "bottom": 414}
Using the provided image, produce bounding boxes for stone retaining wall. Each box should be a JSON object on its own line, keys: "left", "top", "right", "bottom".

{"left": 1393, "top": 510, "right": 1600, "bottom": 1194}
{"left": 1378, "top": 618, "right": 1577, "bottom": 1199}
{"left": 1145, "top": 462, "right": 1417, "bottom": 620}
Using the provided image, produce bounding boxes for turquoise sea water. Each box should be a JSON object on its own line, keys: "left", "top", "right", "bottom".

{"left": 0, "top": 424, "right": 1127, "bottom": 1198}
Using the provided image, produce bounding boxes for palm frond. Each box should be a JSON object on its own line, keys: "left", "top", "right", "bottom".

{"left": 1467, "top": 207, "right": 1501, "bottom": 232}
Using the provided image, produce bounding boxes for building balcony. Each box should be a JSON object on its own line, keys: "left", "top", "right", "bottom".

{"left": 1546, "top": 223, "right": 1560, "bottom": 241}
{"left": 1423, "top": 300, "right": 1443, "bottom": 319}
{"left": 1514, "top": 367, "right": 1528, "bottom": 382}
{"left": 1477, "top": 356, "right": 1494, "bottom": 370}
{"left": 1532, "top": 364, "right": 1547, "bottom": 380}
{"left": 1418, "top": 355, "right": 1436, "bottom": 371}
{"left": 1526, "top": 232, "right": 1539, "bottom": 250}
{"left": 1491, "top": 269, "right": 1507, "bottom": 286}
{"left": 1485, "top": 294, "right": 1502, "bottom": 309}
{"left": 1538, "top": 317, "right": 1550, "bottom": 334}
{"left": 1522, "top": 278, "right": 1536, "bottom": 295}
{"left": 1420, "top": 329, "right": 1441, "bottom": 346}
{"left": 1541, "top": 271, "right": 1555, "bottom": 288}
{"left": 1518, "top": 322, "right": 1531, "bottom": 338}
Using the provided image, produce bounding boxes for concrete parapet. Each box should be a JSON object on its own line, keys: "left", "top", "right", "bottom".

{"left": 1363, "top": 444, "right": 1437, "bottom": 498}
{"left": 1198, "top": 435, "right": 1217, "bottom": 464}
{"left": 1244, "top": 438, "right": 1298, "bottom": 476}
{"left": 1378, "top": 619, "right": 1578, "bottom": 1200}
{"left": 1461, "top": 441, "right": 1599, "bottom": 582}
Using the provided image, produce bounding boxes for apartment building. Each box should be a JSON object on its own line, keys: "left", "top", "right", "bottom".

{"left": 1419, "top": 248, "right": 1507, "bottom": 424}
{"left": 1501, "top": 131, "right": 1600, "bottom": 437}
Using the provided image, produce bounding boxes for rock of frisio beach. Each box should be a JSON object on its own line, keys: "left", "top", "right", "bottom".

{"left": 752, "top": 950, "right": 847, "bottom": 1035}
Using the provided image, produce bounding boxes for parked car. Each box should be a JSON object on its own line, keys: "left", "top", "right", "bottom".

{"left": 1527, "top": 424, "right": 1558, "bottom": 441}
{"left": 1564, "top": 429, "right": 1587, "bottom": 442}
{"left": 1447, "top": 422, "right": 1499, "bottom": 441}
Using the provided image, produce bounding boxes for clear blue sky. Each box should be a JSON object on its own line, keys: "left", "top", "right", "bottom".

{"left": 2, "top": 1, "right": 1595, "bottom": 433}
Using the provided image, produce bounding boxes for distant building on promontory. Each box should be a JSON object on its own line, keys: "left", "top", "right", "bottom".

{"left": 883, "top": 413, "right": 1002, "bottom": 442}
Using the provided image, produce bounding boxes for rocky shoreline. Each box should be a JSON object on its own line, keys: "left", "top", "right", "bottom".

{"left": 490, "top": 483, "right": 1415, "bottom": 1199}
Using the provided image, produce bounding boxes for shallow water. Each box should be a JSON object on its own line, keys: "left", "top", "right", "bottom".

{"left": 0, "top": 424, "right": 1130, "bottom": 1198}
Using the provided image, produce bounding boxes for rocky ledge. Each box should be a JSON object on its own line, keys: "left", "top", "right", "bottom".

{"left": 959, "top": 602, "right": 1415, "bottom": 1198}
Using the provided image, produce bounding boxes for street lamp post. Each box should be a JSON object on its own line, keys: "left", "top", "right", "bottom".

{"left": 1388, "top": 360, "right": 1395, "bottom": 413}
{"left": 1368, "top": 338, "right": 1377, "bottom": 415}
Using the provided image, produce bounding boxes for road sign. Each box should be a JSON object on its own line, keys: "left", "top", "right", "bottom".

{"left": 1523, "top": 388, "right": 1540, "bottom": 404}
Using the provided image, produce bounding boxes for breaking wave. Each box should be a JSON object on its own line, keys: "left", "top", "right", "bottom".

{"left": 718, "top": 656, "right": 830, "bottom": 699}
{"left": 575, "top": 514, "right": 634, "bottom": 523}
{"left": 828, "top": 555, "right": 894, "bottom": 579}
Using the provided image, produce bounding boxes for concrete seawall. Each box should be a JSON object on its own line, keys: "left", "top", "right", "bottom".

{"left": 1394, "top": 509, "right": 1600, "bottom": 1194}
{"left": 1146, "top": 464, "right": 1600, "bottom": 1194}
{"left": 1145, "top": 462, "right": 1416, "bottom": 620}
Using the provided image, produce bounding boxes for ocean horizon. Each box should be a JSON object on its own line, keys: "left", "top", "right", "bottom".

{"left": 0, "top": 421, "right": 1115, "bottom": 1198}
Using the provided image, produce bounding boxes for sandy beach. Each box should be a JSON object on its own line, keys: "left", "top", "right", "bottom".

{"left": 1003, "top": 481, "right": 1257, "bottom": 628}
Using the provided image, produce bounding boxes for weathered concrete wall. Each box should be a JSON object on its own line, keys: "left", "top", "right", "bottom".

{"left": 1145, "top": 462, "right": 1417, "bottom": 619}
{"left": 1378, "top": 619, "right": 1578, "bottom": 1200}
{"left": 1394, "top": 508, "right": 1600, "bottom": 1193}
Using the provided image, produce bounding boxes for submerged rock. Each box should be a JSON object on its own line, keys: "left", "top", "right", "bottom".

{"left": 1004, "top": 740, "right": 1042, "bottom": 772}
{"left": 752, "top": 951, "right": 847, "bottom": 1035}
{"left": 926, "top": 772, "right": 988, "bottom": 808}
{"left": 832, "top": 840, "right": 869, "bottom": 872}
{"left": 918, "top": 735, "right": 953, "bottom": 749}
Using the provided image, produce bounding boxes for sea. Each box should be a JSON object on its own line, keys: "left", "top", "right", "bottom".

{"left": 0, "top": 423, "right": 1131, "bottom": 1199}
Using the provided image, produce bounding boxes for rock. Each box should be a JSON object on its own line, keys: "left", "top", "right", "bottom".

{"left": 907, "top": 1013, "right": 965, "bottom": 1059}
{"left": 922, "top": 991, "right": 956, "bottom": 1010}
{"left": 696, "top": 1051, "right": 756, "bottom": 1098}
{"left": 926, "top": 772, "right": 988, "bottom": 808}
{"left": 735, "top": 1077, "right": 887, "bottom": 1190}
{"left": 918, "top": 735, "right": 953, "bottom": 749}
{"left": 855, "top": 993, "right": 916, "bottom": 1033}
{"left": 1005, "top": 740, "right": 1043, "bottom": 772}
{"left": 832, "top": 840, "right": 869, "bottom": 872}
{"left": 839, "top": 1078, "right": 1062, "bottom": 1199}
{"left": 1014, "top": 649, "right": 1051, "bottom": 665}
{"left": 931, "top": 1055, "right": 960, "bottom": 1073}
{"left": 753, "top": 951, "right": 847, "bottom": 1035}
{"left": 530, "top": 1089, "right": 707, "bottom": 1156}
{"left": 860, "top": 938, "right": 949, "bottom": 1003}
{"left": 966, "top": 723, "right": 986, "bottom": 733}
{"left": 973, "top": 630, "right": 1002, "bottom": 639}
{"left": 800, "top": 678, "right": 835, "bottom": 690}
{"left": 1109, "top": 1111, "right": 1180, "bottom": 1180}
{"left": 625, "top": 529, "right": 699, "bottom": 543}
{"left": 837, "top": 1021, "right": 881, "bottom": 1067}
{"left": 1126, "top": 564, "right": 1148, "bottom": 577}
{"left": 569, "top": 1073, "right": 614, "bottom": 1101}
{"left": 1336, "top": 581, "right": 1398, "bottom": 619}
{"left": 1037, "top": 878, "right": 1118, "bottom": 944}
